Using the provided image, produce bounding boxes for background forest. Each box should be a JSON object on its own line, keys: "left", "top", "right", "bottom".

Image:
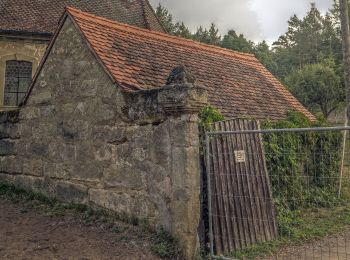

{"left": 155, "top": 0, "right": 346, "bottom": 121}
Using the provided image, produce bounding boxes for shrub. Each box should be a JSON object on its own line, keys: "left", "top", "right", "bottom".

{"left": 262, "top": 111, "right": 343, "bottom": 210}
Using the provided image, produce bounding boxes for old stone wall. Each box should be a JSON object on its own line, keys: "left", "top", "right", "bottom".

{"left": 0, "top": 17, "right": 207, "bottom": 259}
{"left": 0, "top": 36, "right": 48, "bottom": 107}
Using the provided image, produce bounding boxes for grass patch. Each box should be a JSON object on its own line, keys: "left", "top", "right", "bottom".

{"left": 151, "top": 227, "right": 183, "bottom": 259}
{"left": 230, "top": 202, "right": 350, "bottom": 259}
{"left": 0, "top": 181, "right": 182, "bottom": 259}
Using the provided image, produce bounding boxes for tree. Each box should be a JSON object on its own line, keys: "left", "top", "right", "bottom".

{"left": 221, "top": 30, "right": 255, "bottom": 53}
{"left": 254, "top": 41, "right": 278, "bottom": 73}
{"left": 207, "top": 23, "right": 221, "bottom": 46}
{"left": 285, "top": 60, "right": 344, "bottom": 118}
{"left": 193, "top": 24, "right": 221, "bottom": 45}
{"left": 155, "top": 4, "right": 175, "bottom": 34}
{"left": 339, "top": 0, "right": 350, "bottom": 122}
{"left": 273, "top": 4, "right": 342, "bottom": 80}
{"left": 173, "top": 22, "right": 192, "bottom": 39}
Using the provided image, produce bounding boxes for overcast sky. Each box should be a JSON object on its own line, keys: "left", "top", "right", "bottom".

{"left": 149, "top": 0, "right": 334, "bottom": 43}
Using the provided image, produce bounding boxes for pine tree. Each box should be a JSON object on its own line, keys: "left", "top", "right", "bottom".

{"left": 155, "top": 4, "right": 175, "bottom": 34}
{"left": 221, "top": 30, "right": 254, "bottom": 53}
{"left": 174, "top": 22, "right": 192, "bottom": 39}
{"left": 207, "top": 23, "right": 221, "bottom": 46}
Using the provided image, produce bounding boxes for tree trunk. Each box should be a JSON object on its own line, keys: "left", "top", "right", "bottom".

{"left": 339, "top": 0, "right": 350, "bottom": 197}
{"left": 340, "top": 0, "right": 350, "bottom": 124}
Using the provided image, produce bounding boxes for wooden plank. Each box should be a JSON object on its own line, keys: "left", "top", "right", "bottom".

{"left": 223, "top": 120, "right": 242, "bottom": 250}
{"left": 231, "top": 119, "right": 254, "bottom": 247}
{"left": 217, "top": 121, "right": 235, "bottom": 251}
{"left": 238, "top": 119, "right": 259, "bottom": 245}
{"left": 252, "top": 121, "right": 274, "bottom": 241}
{"left": 249, "top": 120, "right": 272, "bottom": 241}
{"left": 210, "top": 133, "right": 226, "bottom": 254}
{"left": 243, "top": 120, "right": 265, "bottom": 242}
{"left": 213, "top": 123, "right": 231, "bottom": 253}
{"left": 256, "top": 120, "right": 278, "bottom": 237}
{"left": 209, "top": 118, "right": 277, "bottom": 255}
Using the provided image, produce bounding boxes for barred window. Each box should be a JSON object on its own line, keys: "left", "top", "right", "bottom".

{"left": 4, "top": 60, "right": 32, "bottom": 106}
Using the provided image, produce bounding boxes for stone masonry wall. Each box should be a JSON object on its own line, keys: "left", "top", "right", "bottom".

{"left": 0, "top": 17, "right": 207, "bottom": 259}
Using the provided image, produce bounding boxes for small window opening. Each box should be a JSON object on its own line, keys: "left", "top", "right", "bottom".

{"left": 4, "top": 60, "right": 32, "bottom": 106}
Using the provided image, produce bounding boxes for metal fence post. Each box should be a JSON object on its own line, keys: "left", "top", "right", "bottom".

{"left": 206, "top": 132, "right": 214, "bottom": 259}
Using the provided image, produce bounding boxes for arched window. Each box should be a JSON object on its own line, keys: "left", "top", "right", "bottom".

{"left": 4, "top": 60, "right": 32, "bottom": 106}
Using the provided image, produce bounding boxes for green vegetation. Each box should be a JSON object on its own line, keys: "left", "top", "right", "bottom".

{"left": 151, "top": 227, "right": 183, "bottom": 259}
{"left": 0, "top": 182, "right": 182, "bottom": 259}
{"left": 198, "top": 105, "right": 225, "bottom": 131}
{"left": 285, "top": 60, "right": 344, "bottom": 118}
{"left": 228, "top": 112, "right": 348, "bottom": 258}
{"left": 231, "top": 205, "right": 350, "bottom": 259}
{"left": 263, "top": 112, "right": 343, "bottom": 209}
{"left": 155, "top": 1, "right": 347, "bottom": 119}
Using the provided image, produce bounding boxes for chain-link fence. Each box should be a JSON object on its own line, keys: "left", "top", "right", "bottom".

{"left": 206, "top": 124, "right": 350, "bottom": 260}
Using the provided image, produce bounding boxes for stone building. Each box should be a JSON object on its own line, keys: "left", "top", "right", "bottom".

{"left": 0, "top": 0, "right": 163, "bottom": 108}
{"left": 0, "top": 6, "right": 315, "bottom": 259}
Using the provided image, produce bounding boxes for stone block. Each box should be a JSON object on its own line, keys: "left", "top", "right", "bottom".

{"left": 73, "top": 162, "right": 103, "bottom": 182}
{"left": 0, "top": 110, "right": 19, "bottom": 123}
{"left": 28, "top": 91, "right": 52, "bottom": 105}
{"left": 0, "top": 124, "right": 9, "bottom": 139}
{"left": 27, "top": 142, "right": 49, "bottom": 157}
{"left": 89, "top": 189, "right": 133, "bottom": 215}
{"left": 103, "top": 163, "right": 145, "bottom": 190}
{"left": 92, "top": 125, "right": 127, "bottom": 144}
{"left": 88, "top": 189, "right": 156, "bottom": 220}
{"left": 169, "top": 116, "right": 199, "bottom": 147}
{"left": 19, "top": 107, "right": 40, "bottom": 120}
{"left": 44, "top": 162, "right": 72, "bottom": 180}
{"left": 23, "top": 159, "right": 44, "bottom": 176}
{"left": 58, "top": 120, "right": 90, "bottom": 140}
{"left": 0, "top": 156, "right": 22, "bottom": 173}
{"left": 149, "top": 123, "right": 171, "bottom": 167}
{"left": 79, "top": 79, "right": 98, "bottom": 97}
{"left": 94, "top": 103, "right": 116, "bottom": 123}
{"left": 7, "top": 124, "right": 20, "bottom": 139}
{"left": 93, "top": 143, "right": 113, "bottom": 162}
{"left": 55, "top": 181, "right": 89, "bottom": 203}
{"left": 0, "top": 140, "right": 15, "bottom": 156}
{"left": 0, "top": 173, "right": 88, "bottom": 204}
{"left": 39, "top": 105, "right": 56, "bottom": 117}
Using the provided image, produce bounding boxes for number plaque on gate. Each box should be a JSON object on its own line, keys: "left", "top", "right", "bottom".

{"left": 234, "top": 150, "right": 246, "bottom": 163}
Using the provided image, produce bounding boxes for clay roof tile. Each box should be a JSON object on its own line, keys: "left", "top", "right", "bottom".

{"left": 65, "top": 7, "right": 314, "bottom": 121}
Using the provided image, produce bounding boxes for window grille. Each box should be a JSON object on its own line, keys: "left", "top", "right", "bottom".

{"left": 4, "top": 60, "right": 32, "bottom": 106}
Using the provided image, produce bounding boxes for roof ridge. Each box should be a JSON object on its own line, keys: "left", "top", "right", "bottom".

{"left": 65, "top": 6, "right": 257, "bottom": 63}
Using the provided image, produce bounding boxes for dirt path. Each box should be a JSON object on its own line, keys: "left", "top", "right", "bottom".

{"left": 0, "top": 198, "right": 160, "bottom": 260}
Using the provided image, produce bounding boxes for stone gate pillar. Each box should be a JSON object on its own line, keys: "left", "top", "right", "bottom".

{"left": 158, "top": 66, "right": 208, "bottom": 259}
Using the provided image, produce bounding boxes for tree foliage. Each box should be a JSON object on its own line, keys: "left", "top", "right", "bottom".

{"left": 155, "top": 2, "right": 347, "bottom": 120}
{"left": 285, "top": 60, "right": 345, "bottom": 118}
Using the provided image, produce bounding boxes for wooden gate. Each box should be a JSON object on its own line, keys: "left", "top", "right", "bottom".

{"left": 206, "top": 119, "right": 277, "bottom": 256}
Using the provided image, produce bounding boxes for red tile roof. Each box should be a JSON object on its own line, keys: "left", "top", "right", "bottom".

{"left": 65, "top": 7, "right": 314, "bottom": 120}
{"left": 0, "top": 0, "right": 164, "bottom": 36}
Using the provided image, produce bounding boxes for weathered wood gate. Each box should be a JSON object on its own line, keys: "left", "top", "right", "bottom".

{"left": 206, "top": 119, "right": 277, "bottom": 256}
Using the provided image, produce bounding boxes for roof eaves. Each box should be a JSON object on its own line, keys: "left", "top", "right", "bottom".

{"left": 0, "top": 29, "right": 52, "bottom": 38}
